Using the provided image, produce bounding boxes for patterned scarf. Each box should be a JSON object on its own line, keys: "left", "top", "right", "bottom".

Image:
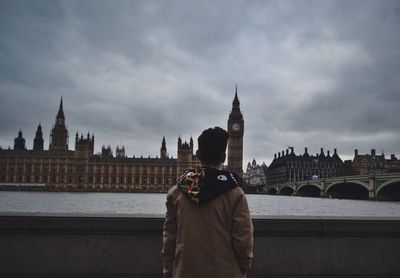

{"left": 177, "top": 167, "right": 205, "bottom": 204}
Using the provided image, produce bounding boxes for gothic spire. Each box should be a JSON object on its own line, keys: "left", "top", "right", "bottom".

{"left": 161, "top": 136, "right": 166, "bottom": 150}
{"left": 229, "top": 85, "right": 243, "bottom": 120}
{"left": 33, "top": 123, "right": 44, "bottom": 151}
{"left": 161, "top": 136, "right": 167, "bottom": 158}
{"left": 59, "top": 97, "right": 63, "bottom": 111}
{"left": 233, "top": 84, "right": 240, "bottom": 108}
{"left": 56, "top": 97, "right": 65, "bottom": 124}
{"left": 49, "top": 97, "right": 68, "bottom": 151}
{"left": 35, "top": 123, "right": 42, "bottom": 135}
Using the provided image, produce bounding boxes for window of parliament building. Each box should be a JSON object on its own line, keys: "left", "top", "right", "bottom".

{"left": 0, "top": 90, "right": 243, "bottom": 192}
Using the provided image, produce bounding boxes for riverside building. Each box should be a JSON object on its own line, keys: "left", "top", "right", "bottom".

{"left": 352, "top": 149, "right": 400, "bottom": 175}
{"left": 0, "top": 90, "right": 244, "bottom": 192}
{"left": 244, "top": 159, "right": 267, "bottom": 190}
{"left": 266, "top": 147, "right": 345, "bottom": 187}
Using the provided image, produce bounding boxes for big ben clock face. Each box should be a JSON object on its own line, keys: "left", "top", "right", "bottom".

{"left": 232, "top": 123, "right": 241, "bottom": 131}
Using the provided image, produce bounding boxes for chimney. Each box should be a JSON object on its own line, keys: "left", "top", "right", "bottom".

{"left": 286, "top": 149, "right": 289, "bottom": 156}
{"left": 274, "top": 154, "right": 277, "bottom": 159}
{"left": 334, "top": 148, "right": 337, "bottom": 155}
{"left": 327, "top": 150, "right": 330, "bottom": 156}
{"left": 354, "top": 149, "right": 358, "bottom": 156}
{"left": 278, "top": 152, "right": 281, "bottom": 158}
{"left": 304, "top": 147, "right": 308, "bottom": 155}
{"left": 371, "top": 149, "right": 376, "bottom": 156}
{"left": 281, "top": 150, "right": 284, "bottom": 157}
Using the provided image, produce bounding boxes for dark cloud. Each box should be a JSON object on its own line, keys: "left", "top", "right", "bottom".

{"left": 0, "top": 0, "right": 399, "bottom": 166}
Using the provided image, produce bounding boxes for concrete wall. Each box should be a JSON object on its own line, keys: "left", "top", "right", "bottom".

{"left": 0, "top": 213, "right": 399, "bottom": 277}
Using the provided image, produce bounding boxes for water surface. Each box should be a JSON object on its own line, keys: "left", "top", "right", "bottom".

{"left": 1, "top": 191, "right": 399, "bottom": 218}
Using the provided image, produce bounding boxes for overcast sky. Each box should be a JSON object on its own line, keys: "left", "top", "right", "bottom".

{"left": 1, "top": 0, "right": 399, "bottom": 167}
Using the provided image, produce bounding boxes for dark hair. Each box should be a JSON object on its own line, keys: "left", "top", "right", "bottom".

{"left": 197, "top": 127, "right": 229, "bottom": 165}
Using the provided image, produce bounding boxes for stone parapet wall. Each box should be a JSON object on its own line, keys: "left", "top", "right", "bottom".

{"left": 0, "top": 213, "right": 399, "bottom": 277}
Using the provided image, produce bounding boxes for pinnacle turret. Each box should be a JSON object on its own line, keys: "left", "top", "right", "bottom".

{"left": 161, "top": 136, "right": 167, "bottom": 159}
{"left": 33, "top": 123, "right": 44, "bottom": 150}
{"left": 161, "top": 136, "right": 166, "bottom": 150}
{"left": 56, "top": 97, "right": 65, "bottom": 125}
{"left": 14, "top": 129, "right": 26, "bottom": 150}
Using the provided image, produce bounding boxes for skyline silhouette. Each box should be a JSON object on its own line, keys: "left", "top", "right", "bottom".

{"left": 2, "top": 95, "right": 397, "bottom": 169}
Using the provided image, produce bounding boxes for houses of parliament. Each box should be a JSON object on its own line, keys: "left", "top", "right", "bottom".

{"left": 0, "top": 90, "right": 244, "bottom": 192}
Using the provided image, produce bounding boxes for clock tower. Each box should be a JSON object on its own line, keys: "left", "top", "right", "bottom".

{"left": 227, "top": 85, "right": 244, "bottom": 176}
{"left": 49, "top": 97, "right": 69, "bottom": 151}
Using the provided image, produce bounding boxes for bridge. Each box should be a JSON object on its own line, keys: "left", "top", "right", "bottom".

{"left": 266, "top": 173, "right": 400, "bottom": 201}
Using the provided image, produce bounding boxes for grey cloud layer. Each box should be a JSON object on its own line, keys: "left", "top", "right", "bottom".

{"left": 0, "top": 0, "right": 399, "bottom": 165}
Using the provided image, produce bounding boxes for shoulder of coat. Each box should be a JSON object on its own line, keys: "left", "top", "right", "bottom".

{"left": 167, "top": 185, "right": 179, "bottom": 196}
{"left": 229, "top": 185, "right": 245, "bottom": 197}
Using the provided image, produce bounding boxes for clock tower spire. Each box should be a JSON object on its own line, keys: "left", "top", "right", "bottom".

{"left": 227, "top": 85, "right": 244, "bottom": 176}
{"left": 49, "top": 97, "right": 69, "bottom": 151}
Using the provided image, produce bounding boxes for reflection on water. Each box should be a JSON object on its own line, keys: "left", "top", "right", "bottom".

{"left": 0, "top": 191, "right": 399, "bottom": 217}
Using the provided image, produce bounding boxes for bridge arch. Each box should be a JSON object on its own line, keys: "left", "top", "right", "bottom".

{"left": 297, "top": 182, "right": 321, "bottom": 191}
{"left": 326, "top": 180, "right": 369, "bottom": 192}
{"left": 326, "top": 181, "right": 369, "bottom": 200}
{"left": 297, "top": 184, "right": 321, "bottom": 197}
{"left": 279, "top": 186, "right": 295, "bottom": 196}
{"left": 267, "top": 187, "right": 277, "bottom": 195}
{"left": 376, "top": 179, "right": 400, "bottom": 201}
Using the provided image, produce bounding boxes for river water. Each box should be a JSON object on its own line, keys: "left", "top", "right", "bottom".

{"left": 0, "top": 191, "right": 399, "bottom": 218}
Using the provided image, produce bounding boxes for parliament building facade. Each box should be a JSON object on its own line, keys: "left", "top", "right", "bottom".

{"left": 266, "top": 147, "right": 346, "bottom": 187}
{"left": 0, "top": 90, "right": 244, "bottom": 192}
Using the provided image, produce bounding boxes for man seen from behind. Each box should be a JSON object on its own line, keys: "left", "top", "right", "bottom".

{"left": 162, "top": 127, "right": 254, "bottom": 278}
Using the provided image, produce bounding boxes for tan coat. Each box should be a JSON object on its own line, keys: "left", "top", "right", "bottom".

{"left": 162, "top": 185, "right": 254, "bottom": 278}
